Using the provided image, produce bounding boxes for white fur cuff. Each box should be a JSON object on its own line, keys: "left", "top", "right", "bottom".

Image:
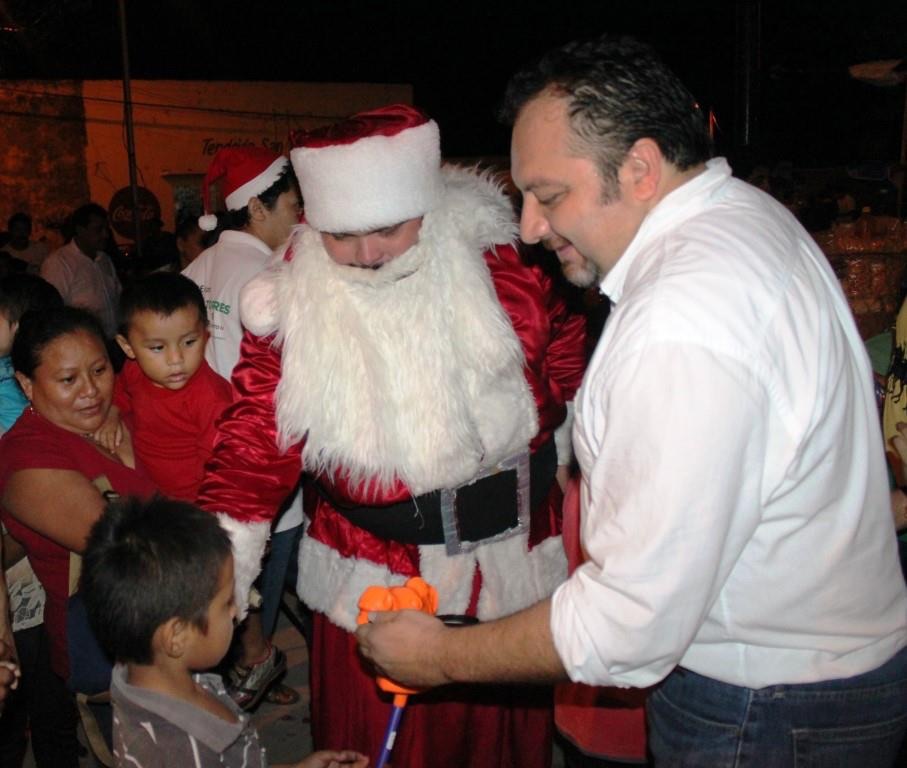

{"left": 216, "top": 515, "right": 271, "bottom": 620}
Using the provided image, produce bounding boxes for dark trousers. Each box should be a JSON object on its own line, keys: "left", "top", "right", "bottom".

{"left": 0, "top": 624, "right": 79, "bottom": 768}
{"left": 647, "top": 645, "right": 907, "bottom": 767}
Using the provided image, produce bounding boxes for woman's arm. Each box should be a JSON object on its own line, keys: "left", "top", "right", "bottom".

{"left": 2, "top": 469, "right": 106, "bottom": 553}
{"left": 0, "top": 536, "right": 14, "bottom": 655}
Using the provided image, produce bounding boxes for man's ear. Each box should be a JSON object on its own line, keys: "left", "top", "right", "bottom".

{"left": 622, "top": 138, "right": 663, "bottom": 202}
{"left": 156, "top": 617, "right": 189, "bottom": 659}
{"left": 247, "top": 197, "right": 265, "bottom": 222}
{"left": 115, "top": 334, "right": 136, "bottom": 360}
{"left": 13, "top": 372, "right": 32, "bottom": 401}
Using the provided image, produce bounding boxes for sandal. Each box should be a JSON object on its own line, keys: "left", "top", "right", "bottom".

{"left": 265, "top": 681, "right": 300, "bottom": 705}
{"left": 227, "top": 645, "right": 288, "bottom": 711}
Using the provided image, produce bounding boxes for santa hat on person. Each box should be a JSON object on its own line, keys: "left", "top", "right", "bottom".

{"left": 290, "top": 104, "right": 442, "bottom": 233}
{"left": 198, "top": 147, "right": 290, "bottom": 231}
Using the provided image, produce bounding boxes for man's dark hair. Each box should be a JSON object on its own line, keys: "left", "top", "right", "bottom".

{"left": 223, "top": 166, "right": 299, "bottom": 231}
{"left": 70, "top": 203, "right": 108, "bottom": 232}
{"left": 81, "top": 497, "right": 232, "bottom": 665}
{"left": 7, "top": 212, "right": 31, "bottom": 232}
{"left": 0, "top": 274, "right": 63, "bottom": 325}
{"left": 500, "top": 35, "right": 712, "bottom": 198}
{"left": 11, "top": 306, "right": 106, "bottom": 377}
{"left": 175, "top": 216, "right": 200, "bottom": 241}
{"left": 118, "top": 272, "right": 208, "bottom": 335}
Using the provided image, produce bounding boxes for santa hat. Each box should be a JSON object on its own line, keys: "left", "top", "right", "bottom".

{"left": 290, "top": 104, "right": 442, "bottom": 233}
{"left": 198, "top": 147, "right": 290, "bottom": 231}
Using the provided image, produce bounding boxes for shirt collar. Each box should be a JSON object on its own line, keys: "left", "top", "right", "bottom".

{"left": 219, "top": 229, "right": 275, "bottom": 257}
{"left": 111, "top": 664, "right": 250, "bottom": 754}
{"left": 599, "top": 157, "right": 732, "bottom": 305}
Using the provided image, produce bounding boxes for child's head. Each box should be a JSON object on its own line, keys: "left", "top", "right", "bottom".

{"left": 81, "top": 497, "right": 235, "bottom": 670}
{"left": 116, "top": 273, "right": 209, "bottom": 390}
{"left": 0, "top": 274, "right": 63, "bottom": 357}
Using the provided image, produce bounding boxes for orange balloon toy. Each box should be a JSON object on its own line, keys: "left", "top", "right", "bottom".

{"left": 357, "top": 577, "right": 438, "bottom": 768}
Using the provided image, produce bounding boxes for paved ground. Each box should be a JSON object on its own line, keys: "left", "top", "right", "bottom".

{"left": 251, "top": 596, "right": 315, "bottom": 765}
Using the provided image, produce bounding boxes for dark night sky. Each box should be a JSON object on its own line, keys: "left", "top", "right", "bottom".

{"left": 0, "top": 0, "right": 905, "bottom": 168}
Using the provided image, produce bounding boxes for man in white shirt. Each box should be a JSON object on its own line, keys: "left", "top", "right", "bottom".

{"left": 41, "top": 203, "right": 120, "bottom": 338}
{"left": 357, "top": 35, "right": 907, "bottom": 767}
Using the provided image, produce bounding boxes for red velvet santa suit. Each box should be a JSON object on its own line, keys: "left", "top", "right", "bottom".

{"left": 198, "top": 167, "right": 585, "bottom": 767}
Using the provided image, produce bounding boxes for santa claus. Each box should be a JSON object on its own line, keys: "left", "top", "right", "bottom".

{"left": 198, "top": 104, "right": 586, "bottom": 766}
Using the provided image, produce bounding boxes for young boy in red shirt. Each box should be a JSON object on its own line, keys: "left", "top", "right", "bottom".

{"left": 96, "top": 272, "right": 232, "bottom": 500}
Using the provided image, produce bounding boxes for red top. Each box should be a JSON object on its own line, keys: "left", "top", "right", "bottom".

{"left": 0, "top": 408, "right": 156, "bottom": 679}
{"left": 114, "top": 360, "right": 233, "bottom": 501}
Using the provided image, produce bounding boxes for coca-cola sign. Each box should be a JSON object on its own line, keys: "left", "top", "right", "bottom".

{"left": 108, "top": 186, "right": 161, "bottom": 240}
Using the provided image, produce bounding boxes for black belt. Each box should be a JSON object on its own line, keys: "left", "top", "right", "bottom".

{"left": 320, "top": 439, "right": 557, "bottom": 546}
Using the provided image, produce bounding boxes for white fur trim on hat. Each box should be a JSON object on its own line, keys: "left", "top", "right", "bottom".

{"left": 198, "top": 213, "right": 218, "bottom": 232}
{"left": 225, "top": 156, "right": 290, "bottom": 211}
{"left": 216, "top": 514, "right": 270, "bottom": 620}
{"left": 292, "top": 120, "right": 442, "bottom": 233}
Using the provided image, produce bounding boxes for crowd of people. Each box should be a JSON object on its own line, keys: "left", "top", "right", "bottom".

{"left": 0, "top": 32, "right": 904, "bottom": 768}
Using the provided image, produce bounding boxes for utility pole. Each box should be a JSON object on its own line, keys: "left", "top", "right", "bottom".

{"left": 117, "top": 0, "right": 143, "bottom": 259}
{"left": 734, "top": 0, "right": 762, "bottom": 163}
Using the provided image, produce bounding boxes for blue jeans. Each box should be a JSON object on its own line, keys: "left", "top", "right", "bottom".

{"left": 258, "top": 524, "right": 303, "bottom": 637}
{"left": 647, "top": 645, "right": 907, "bottom": 767}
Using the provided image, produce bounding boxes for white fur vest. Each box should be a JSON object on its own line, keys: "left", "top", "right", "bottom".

{"left": 240, "top": 166, "right": 539, "bottom": 495}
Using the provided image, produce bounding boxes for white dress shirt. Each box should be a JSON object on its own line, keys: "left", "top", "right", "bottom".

{"left": 41, "top": 240, "right": 120, "bottom": 337}
{"left": 551, "top": 158, "right": 907, "bottom": 690}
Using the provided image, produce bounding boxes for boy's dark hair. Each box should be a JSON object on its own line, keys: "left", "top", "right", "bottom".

{"left": 81, "top": 497, "right": 232, "bottom": 665}
{"left": 0, "top": 273, "right": 63, "bottom": 325}
{"left": 70, "top": 203, "right": 108, "bottom": 232}
{"left": 500, "top": 34, "right": 712, "bottom": 200}
{"left": 118, "top": 272, "right": 208, "bottom": 335}
{"left": 223, "top": 166, "right": 299, "bottom": 231}
{"left": 7, "top": 212, "right": 31, "bottom": 232}
{"left": 11, "top": 306, "right": 106, "bottom": 377}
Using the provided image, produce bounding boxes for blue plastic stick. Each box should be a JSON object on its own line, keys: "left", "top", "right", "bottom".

{"left": 375, "top": 700, "right": 406, "bottom": 768}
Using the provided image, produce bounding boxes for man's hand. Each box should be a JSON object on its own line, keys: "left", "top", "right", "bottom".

{"left": 355, "top": 610, "right": 452, "bottom": 689}
{"left": 92, "top": 405, "right": 123, "bottom": 452}
{"left": 0, "top": 639, "right": 21, "bottom": 713}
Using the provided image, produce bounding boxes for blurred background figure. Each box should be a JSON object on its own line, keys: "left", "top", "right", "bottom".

{"left": 175, "top": 215, "right": 207, "bottom": 270}
{"left": 0, "top": 214, "right": 49, "bottom": 276}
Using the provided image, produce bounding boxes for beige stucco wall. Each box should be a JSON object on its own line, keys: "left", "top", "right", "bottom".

{"left": 0, "top": 79, "right": 411, "bottom": 245}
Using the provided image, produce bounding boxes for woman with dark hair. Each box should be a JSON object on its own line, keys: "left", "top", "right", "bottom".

{"left": 0, "top": 306, "right": 155, "bottom": 767}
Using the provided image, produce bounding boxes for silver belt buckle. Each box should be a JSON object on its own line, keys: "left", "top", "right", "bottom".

{"left": 439, "top": 449, "right": 531, "bottom": 556}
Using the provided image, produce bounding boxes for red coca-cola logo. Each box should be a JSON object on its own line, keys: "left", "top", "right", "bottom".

{"left": 108, "top": 186, "right": 162, "bottom": 240}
